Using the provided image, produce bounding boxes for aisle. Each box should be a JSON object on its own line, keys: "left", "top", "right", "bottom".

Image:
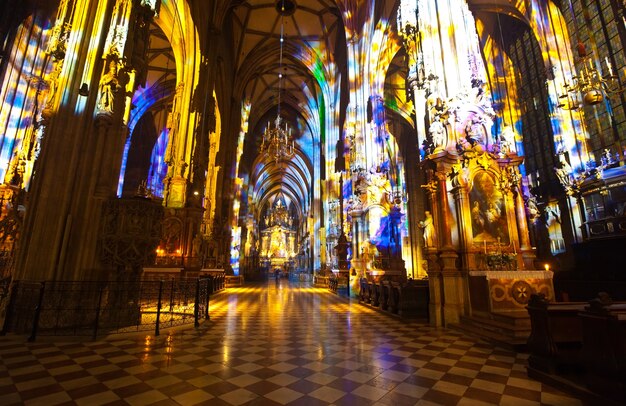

{"left": 0, "top": 281, "right": 583, "bottom": 405}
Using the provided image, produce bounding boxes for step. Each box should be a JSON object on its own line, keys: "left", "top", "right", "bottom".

{"left": 449, "top": 311, "right": 533, "bottom": 351}
{"left": 460, "top": 314, "right": 531, "bottom": 336}
{"left": 465, "top": 311, "right": 531, "bottom": 330}
{"left": 449, "top": 320, "right": 528, "bottom": 351}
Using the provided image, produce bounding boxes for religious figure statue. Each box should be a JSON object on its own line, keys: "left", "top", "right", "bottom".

{"left": 500, "top": 126, "right": 516, "bottom": 155}
{"left": 525, "top": 195, "right": 541, "bottom": 223}
{"left": 419, "top": 211, "right": 435, "bottom": 247}
{"left": 601, "top": 148, "right": 614, "bottom": 167}
{"left": 464, "top": 117, "right": 486, "bottom": 146}
{"left": 178, "top": 160, "right": 188, "bottom": 178}
{"left": 554, "top": 152, "right": 572, "bottom": 188}
{"left": 97, "top": 60, "right": 120, "bottom": 113}
{"left": 192, "top": 233, "right": 203, "bottom": 257}
{"left": 42, "top": 61, "right": 63, "bottom": 117}
{"left": 429, "top": 120, "right": 446, "bottom": 150}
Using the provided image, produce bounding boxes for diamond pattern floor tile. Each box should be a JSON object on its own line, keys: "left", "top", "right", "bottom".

{"left": 0, "top": 281, "right": 587, "bottom": 405}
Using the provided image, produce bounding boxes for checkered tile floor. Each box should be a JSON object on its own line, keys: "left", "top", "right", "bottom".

{"left": 0, "top": 281, "right": 584, "bottom": 405}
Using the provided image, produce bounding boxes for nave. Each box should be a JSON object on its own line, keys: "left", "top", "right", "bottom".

{"left": 0, "top": 282, "right": 583, "bottom": 405}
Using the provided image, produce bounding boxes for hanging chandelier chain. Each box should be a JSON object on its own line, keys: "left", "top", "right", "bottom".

{"left": 278, "top": 1, "right": 285, "bottom": 118}
{"left": 259, "top": 0, "right": 295, "bottom": 164}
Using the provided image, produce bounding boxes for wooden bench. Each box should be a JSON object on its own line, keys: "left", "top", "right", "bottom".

{"left": 389, "top": 282, "right": 401, "bottom": 314}
{"left": 357, "top": 279, "right": 428, "bottom": 319}
{"left": 380, "top": 281, "right": 390, "bottom": 311}
{"left": 225, "top": 275, "right": 243, "bottom": 287}
{"left": 580, "top": 296, "right": 626, "bottom": 403}
{"left": 371, "top": 282, "right": 380, "bottom": 307}
{"left": 527, "top": 293, "right": 626, "bottom": 403}
{"left": 199, "top": 270, "right": 226, "bottom": 292}
{"left": 526, "top": 293, "right": 587, "bottom": 374}
{"left": 359, "top": 278, "right": 370, "bottom": 303}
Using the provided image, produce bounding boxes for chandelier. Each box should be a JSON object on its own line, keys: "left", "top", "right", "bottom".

{"left": 558, "top": 42, "right": 624, "bottom": 110}
{"left": 259, "top": 0, "right": 295, "bottom": 163}
{"left": 261, "top": 116, "right": 294, "bottom": 163}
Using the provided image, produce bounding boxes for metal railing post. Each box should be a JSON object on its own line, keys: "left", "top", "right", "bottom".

{"left": 205, "top": 279, "right": 210, "bottom": 320}
{"left": 93, "top": 286, "right": 104, "bottom": 340}
{"left": 155, "top": 280, "right": 163, "bottom": 336}
{"left": 0, "top": 282, "right": 19, "bottom": 336}
{"left": 169, "top": 278, "right": 175, "bottom": 314}
{"left": 28, "top": 281, "right": 46, "bottom": 342}
{"left": 194, "top": 278, "right": 200, "bottom": 328}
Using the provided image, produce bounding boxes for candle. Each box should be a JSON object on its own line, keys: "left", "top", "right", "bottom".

{"left": 483, "top": 240, "right": 487, "bottom": 254}
{"left": 605, "top": 57, "right": 614, "bottom": 76}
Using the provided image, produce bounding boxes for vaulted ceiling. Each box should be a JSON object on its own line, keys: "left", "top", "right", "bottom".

{"left": 224, "top": 0, "right": 348, "bottom": 227}
{"left": 138, "top": 0, "right": 531, "bottom": 226}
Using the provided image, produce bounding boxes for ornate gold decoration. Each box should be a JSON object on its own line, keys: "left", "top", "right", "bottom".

{"left": 421, "top": 180, "right": 438, "bottom": 194}
{"left": 559, "top": 42, "right": 624, "bottom": 110}
{"left": 476, "top": 153, "right": 491, "bottom": 170}
{"left": 260, "top": 117, "right": 295, "bottom": 163}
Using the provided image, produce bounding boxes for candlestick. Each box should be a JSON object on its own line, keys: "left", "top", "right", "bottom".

{"left": 605, "top": 57, "right": 614, "bottom": 76}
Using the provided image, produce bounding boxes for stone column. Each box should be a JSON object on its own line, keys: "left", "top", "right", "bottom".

{"left": 451, "top": 180, "right": 473, "bottom": 316}
{"left": 436, "top": 170, "right": 462, "bottom": 325}
{"left": 514, "top": 183, "right": 535, "bottom": 269}
{"left": 451, "top": 180, "right": 476, "bottom": 271}
{"left": 422, "top": 174, "right": 443, "bottom": 325}
{"left": 350, "top": 210, "right": 366, "bottom": 280}
{"left": 436, "top": 171, "right": 456, "bottom": 257}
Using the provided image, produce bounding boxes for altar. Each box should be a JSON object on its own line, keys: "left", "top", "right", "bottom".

{"left": 469, "top": 270, "right": 554, "bottom": 313}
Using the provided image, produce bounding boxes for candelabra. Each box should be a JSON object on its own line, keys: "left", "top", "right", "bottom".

{"left": 558, "top": 42, "right": 624, "bottom": 110}
{"left": 258, "top": 0, "right": 296, "bottom": 164}
{"left": 392, "top": 186, "right": 406, "bottom": 207}
{"left": 260, "top": 116, "right": 294, "bottom": 163}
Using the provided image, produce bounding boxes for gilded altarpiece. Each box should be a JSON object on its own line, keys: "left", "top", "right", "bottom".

{"left": 425, "top": 150, "right": 553, "bottom": 326}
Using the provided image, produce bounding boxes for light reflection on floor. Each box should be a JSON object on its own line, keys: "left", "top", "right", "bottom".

{"left": 0, "top": 280, "right": 584, "bottom": 405}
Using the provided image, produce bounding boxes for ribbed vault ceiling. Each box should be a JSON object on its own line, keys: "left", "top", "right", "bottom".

{"left": 138, "top": 0, "right": 531, "bottom": 225}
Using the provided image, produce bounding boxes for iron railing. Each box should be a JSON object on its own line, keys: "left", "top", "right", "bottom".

{"left": 0, "top": 276, "right": 223, "bottom": 341}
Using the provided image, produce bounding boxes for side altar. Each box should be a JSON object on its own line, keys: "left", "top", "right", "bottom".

{"left": 416, "top": 87, "right": 552, "bottom": 346}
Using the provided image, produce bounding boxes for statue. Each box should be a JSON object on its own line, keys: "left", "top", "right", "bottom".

{"left": 192, "top": 233, "right": 203, "bottom": 257}
{"left": 601, "top": 148, "right": 614, "bottom": 167}
{"left": 429, "top": 120, "right": 446, "bottom": 150}
{"left": 419, "top": 211, "right": 436, "bottom": 247}
{"left": 465, "top": 117, "right": 486, "bottom": 146}
{"left": 525, "top": 195, "right": 541, "bottom": 223}
{"left": 555, "top": 153, "right": 572, "bottom": 188}
{"left": 500, "top": 126, "right": 516, "bottom": 154}
{"left": 97, "top": 60, "right": 120, "bottom": 113}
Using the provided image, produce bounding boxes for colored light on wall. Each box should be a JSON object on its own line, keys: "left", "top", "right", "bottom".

{"left": 230, "top": 102, "right": 251, "bottom": 276}
{"left": 0, "top": 15, "right": 52, "bottom": 185}
{"left": 147, "top": 129, "right": 169, "bottom": 197}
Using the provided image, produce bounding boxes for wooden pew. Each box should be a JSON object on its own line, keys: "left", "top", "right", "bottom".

{"left": 389, "top": 282, "right": 401, "bottom": 314}
{"left": 380, "top": 281, "right": 390, "bottom": 311}
{"left": 526, "top": 293, "right": 586, "bottom": 374}
{"left": 579, "top": 295, "right": 626, "bottom": 403}
{"left": 371, "top": 281, "right": 380, "bottom": 307}
{"left": 359, "top": 278, "right": 370, "bottom": 303}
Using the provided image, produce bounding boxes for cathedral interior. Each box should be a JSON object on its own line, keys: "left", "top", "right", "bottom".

{"left": 1, "top": 0, "right": 626, "bottom": 403}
